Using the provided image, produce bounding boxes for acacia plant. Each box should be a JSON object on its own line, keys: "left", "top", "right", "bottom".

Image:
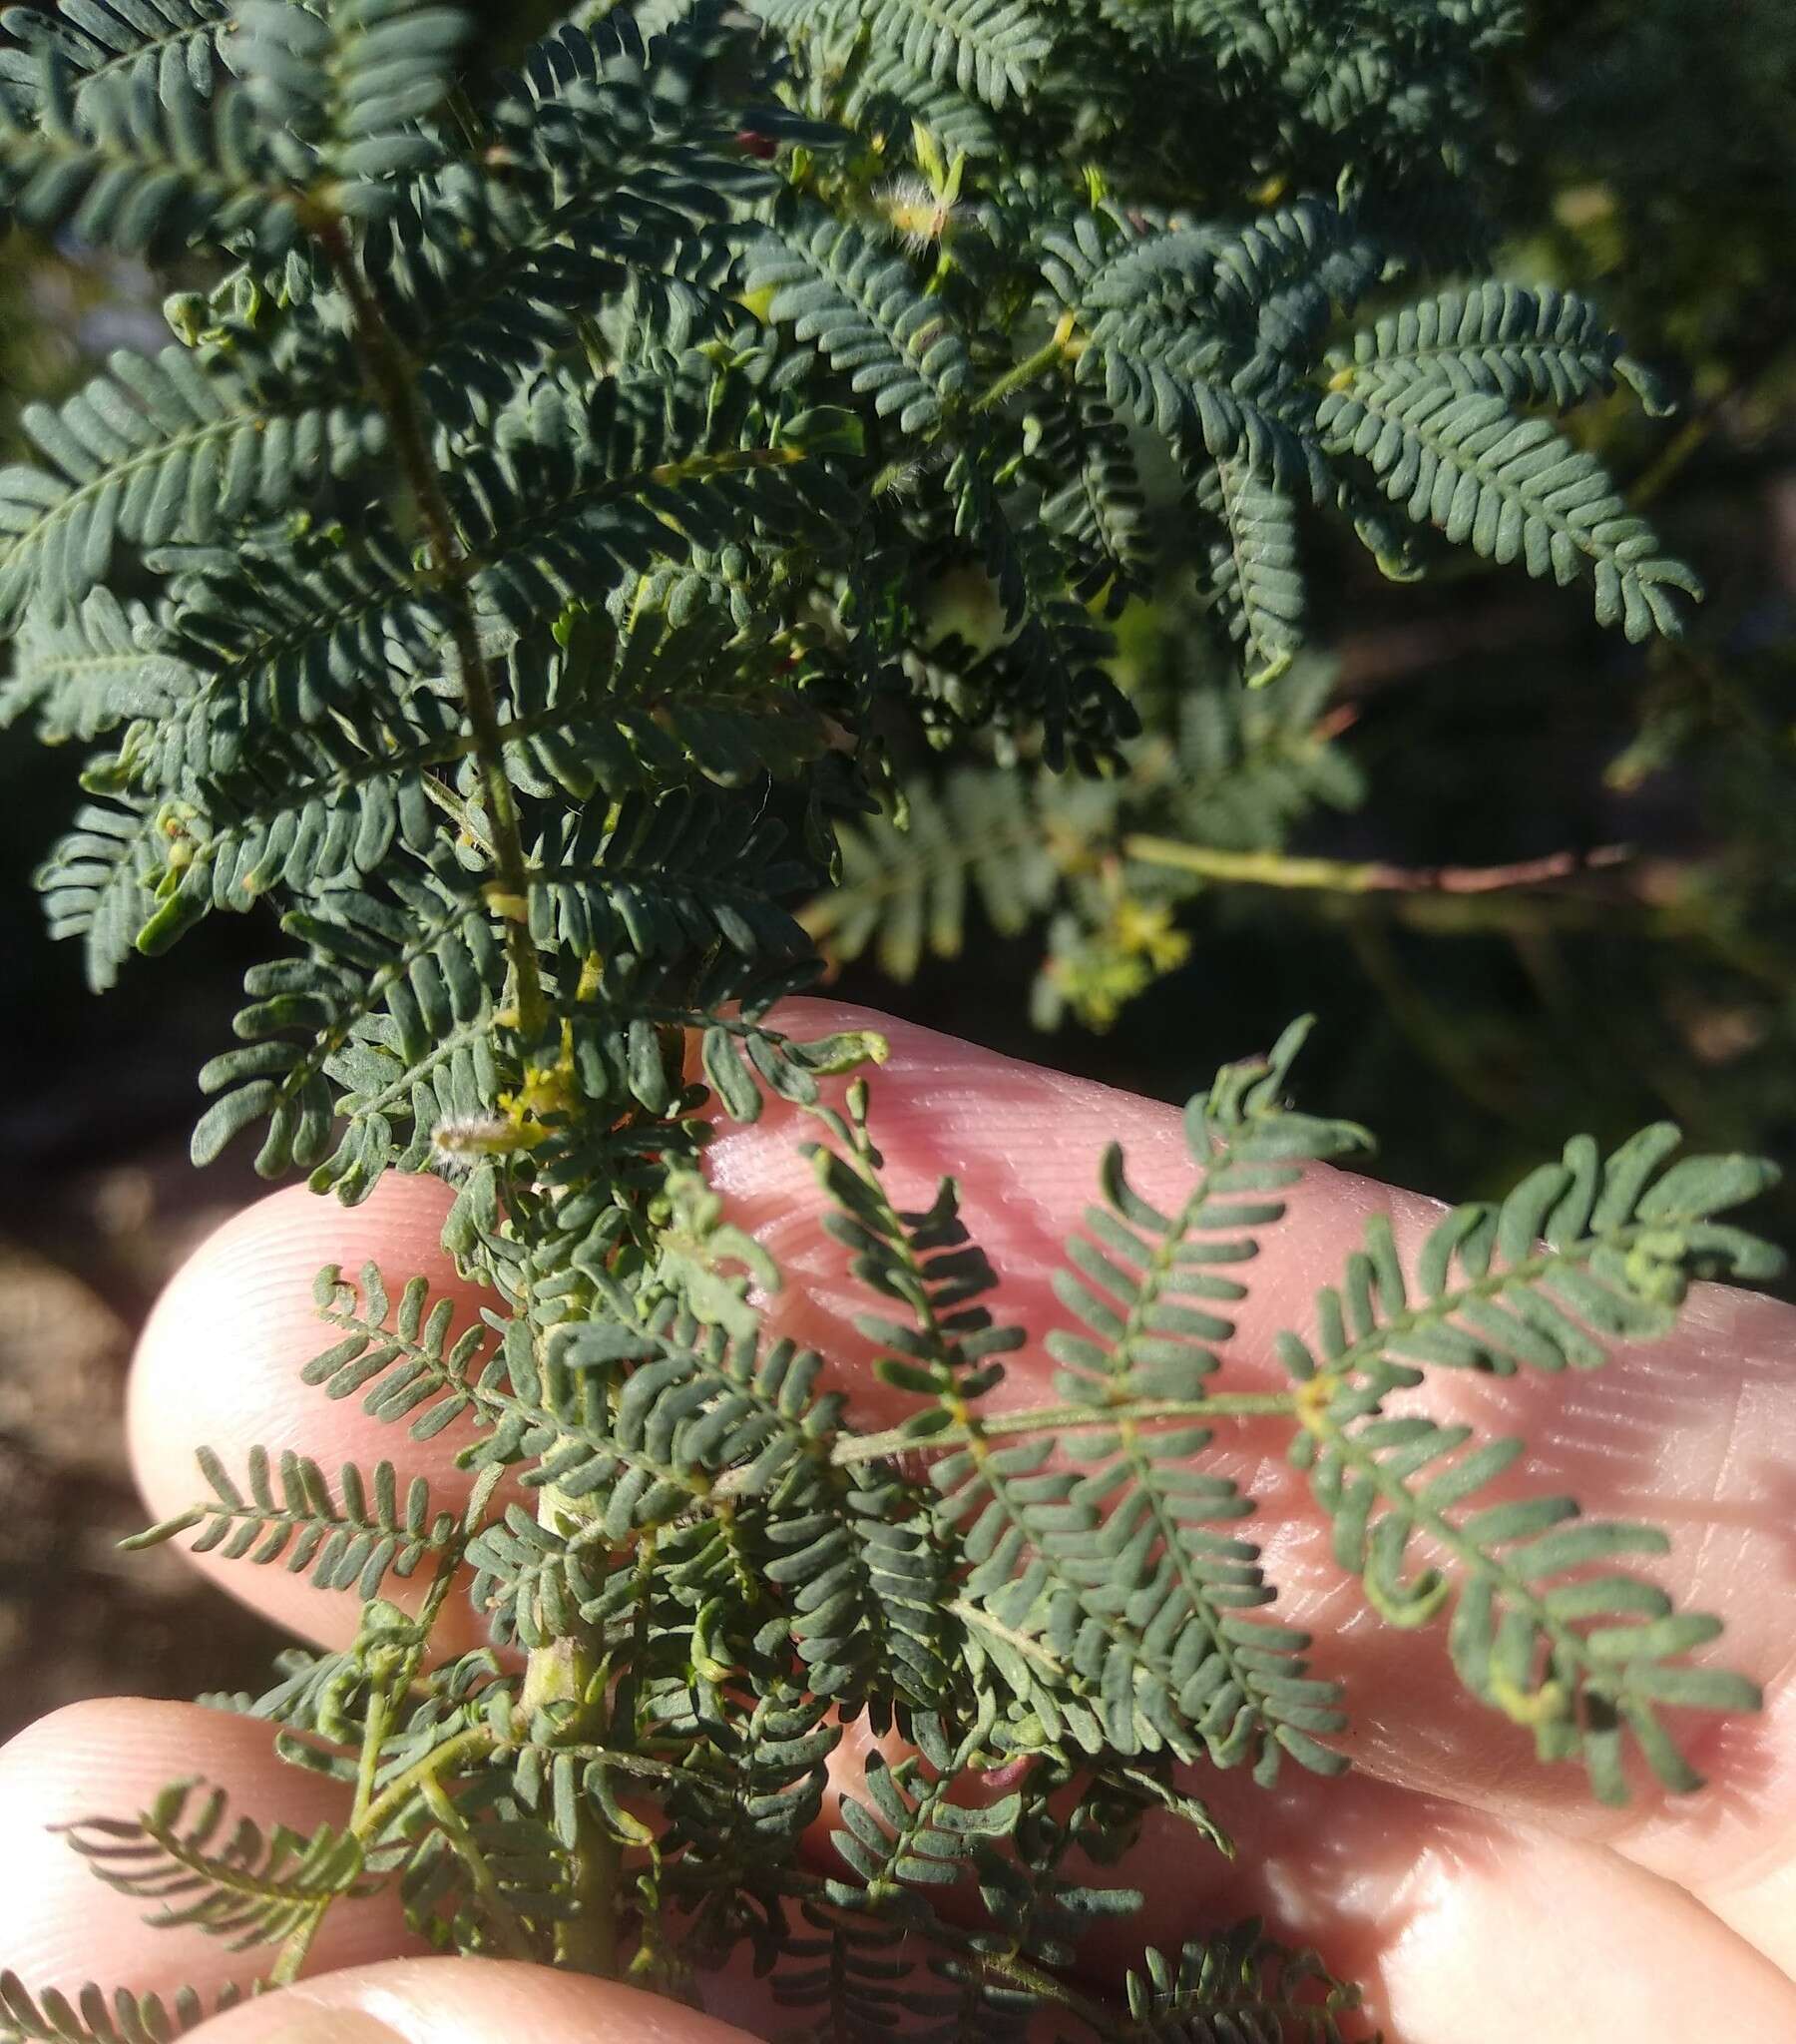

{"left": 0, "top": 2, "right": 1781, "bottom": 2037}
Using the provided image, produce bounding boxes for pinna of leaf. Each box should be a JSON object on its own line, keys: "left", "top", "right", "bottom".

{"left": 0, "top": 0, "right": 1776, "bottom": 2038}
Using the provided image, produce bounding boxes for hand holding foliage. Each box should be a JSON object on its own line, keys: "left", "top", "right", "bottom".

{"left": 0, "top": 0, "right": 1780, "bottom": 2037}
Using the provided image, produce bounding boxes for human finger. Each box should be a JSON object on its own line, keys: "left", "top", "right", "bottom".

{"left": 711, "top": 1001, "right": 1796, "bottom": 1955}
{"left": 182, "top": 1956, "right": 766, "bottom": 2044}
{"left": 128, "top": 1175, "right": 493, "bottom": 1659}
{"left": 125, "top": 1002, "right": 1796, "bottom": 1970}
{"left": 817, "top": 1715, "right": 1796, "bottom": 2042}
{"left": 0, "top": 1700, "right": 426, "bottom": 2004}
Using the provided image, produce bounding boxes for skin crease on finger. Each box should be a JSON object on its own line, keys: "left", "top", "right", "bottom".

{"left": 89, "top": 997, "right": 1796, "bottom": 2032}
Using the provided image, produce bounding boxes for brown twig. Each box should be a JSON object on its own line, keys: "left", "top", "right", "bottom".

{"left": 1121, "top": 836, "right": 1635, "bottom": 898}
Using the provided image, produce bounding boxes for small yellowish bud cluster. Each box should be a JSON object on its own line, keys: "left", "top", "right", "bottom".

{"left": 1109, "top": 896, "right": 1191, "bottom": 974}
{"left": 869, "top": 174, "right": 967, "bottom": 255}
{"left": 428, "top": 1113, "right": 541, "bottom": 1177}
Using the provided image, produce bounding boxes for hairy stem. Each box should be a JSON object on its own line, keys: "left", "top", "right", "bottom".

{"left": 521, "top": 1524, "right": 619, "bottom": 1973}
{"left": 350, "top": 1685, "right": 394, "bottom": 1830}
{"left": 316, "top": 216, "right": 546, "bottom": 1040}
{"left": 829, "top": 1392, "right": 1298, "bottom": 1468}
{"left": 974, "top": 310, "right": 1080, "bottom": 413}
{"left": 316, "top": 209, "right": 624, "bottom": 1965}
{"left": 266, "top": 1905, "right": 329, "bottom": 1989}
{"left": 354, "top": 1724, "right": 498, "bottom": 1845}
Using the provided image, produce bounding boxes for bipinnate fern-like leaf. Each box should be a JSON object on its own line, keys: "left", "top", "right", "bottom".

{"left": 0, "top": 1971, "right": 251, "bottom": 2044}
{"left": 1284, "top": 1127, "right": 1782, "bottom": 1800}
{"left": 806, "top": 1022, "right": 1778, "bottom": 1803}
{"left": 0, "top": 348, "right": 382, "bottom": 624}
{"left": 1044, "top": 1020, "right": 1369, "bottom": 1779}
{"left": 58, "top": 1782, "right": 369, "bottom": 1949}
{"left": 802, "top": 1054, "right": 1330, "bottom": 1776}
{"left": 0, "top": 1, "right": 232, "bottom": 115}
{"left": 126, "top": 1445, "right": 461, "bottom": 1600}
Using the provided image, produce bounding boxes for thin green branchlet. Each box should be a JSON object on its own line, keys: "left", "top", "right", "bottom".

{"left": 0, "top": 3, "right": 1781, "bottom": 2039}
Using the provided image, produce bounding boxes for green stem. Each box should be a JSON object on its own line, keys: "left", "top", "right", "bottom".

{"left": 317, "top": 216, "right": 546, "bottom": 1040}
{"left": 422, "top": 771, "right": 498, "bottom": 858}
{"left": 354, "top": 1724, "right": 498, "bottom": 1844}
{"left": 419, "top": 1771, "right": 540, "bottom": 1964}
{"left": 966, "top": 1953, "right": 1124, "bottom": 2040}
{"left": 562, "top": 1816, "right": 622, "bottom": 1974}
{"left": 829, "top": 1391, "right": 1299, "bottom": 1468}
{"left": 974, "top": 313, "right": 1078, "bottom": 414}
{"left": 350, "top": 1686, "right": 393, "bottom": 1829}
{"left": 266, "top": 1906, "right": 328, "bottom": 1988}
{"left": 520, "top": 1518, "right": 619, "bottom": 1974}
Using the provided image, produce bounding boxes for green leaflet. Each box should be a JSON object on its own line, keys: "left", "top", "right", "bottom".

{"left": 0, "top": 349, "right": 383, "bottom": 624}
{"left": 0, "top": 1972, "right": 251, "bottom": 2044}
{"left": 57, "top": 1781, "right": 369, "bottom": 1947}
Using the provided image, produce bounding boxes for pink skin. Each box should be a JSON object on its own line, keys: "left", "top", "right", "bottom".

{"left": 3, "top": 1001, "right": 1795, "bottom": 2043}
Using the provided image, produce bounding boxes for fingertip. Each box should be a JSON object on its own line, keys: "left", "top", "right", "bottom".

{"left": 129, "top": 1175, "right": 466, "bottom": 1477}
{"left": 0, "top": 1698, "right": 421, "bottom": 1998}
{"left": 186, "top": 1957, "right": 765, "bottom": 2044}
{"left": 126, "top": 1174, "right": 489, "bottom": 1650}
